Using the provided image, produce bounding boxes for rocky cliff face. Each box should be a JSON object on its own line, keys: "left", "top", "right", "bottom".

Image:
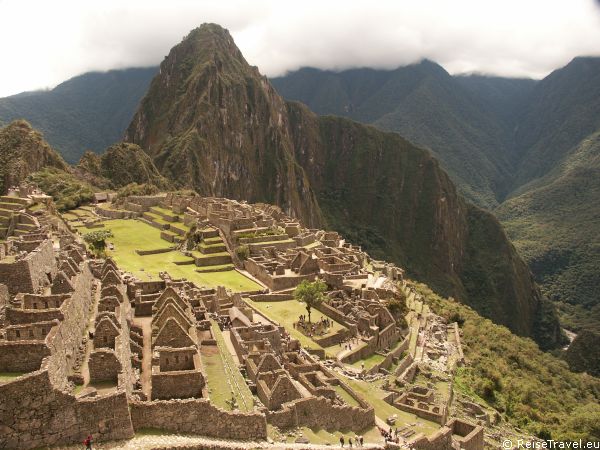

{"left": 0, "top": 120, "right": 67, "bottom": 194}
{"left": 124, "top": 23, "right": 562, "bottom": 348}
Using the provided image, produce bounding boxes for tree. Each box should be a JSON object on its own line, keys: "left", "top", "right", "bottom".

{"left": 83, "top": 230, "right": 113, "bottom": 256}
{"left": 294, "top": 279, "right": 327, "bottom": 323}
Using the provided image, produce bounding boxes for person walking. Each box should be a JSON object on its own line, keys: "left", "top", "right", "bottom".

{"left": 83, "top": 435, "right": 93, "bottom": 450}
{"left": 340, "top": 435, "right": 345, "bottom": 447}
{"left": 359, "top": 435, "right": 364, "bottom": 447}
{"left": 349, "top": 437, "right": 353, "bottom": 448}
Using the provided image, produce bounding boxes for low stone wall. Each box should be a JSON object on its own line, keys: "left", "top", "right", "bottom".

{"left": 0, "top": 341, "right": 50, "bottom": 372}
{"left": 410, "top": 426, "right": 453, "bottom": 450}
{"left": 314, "top": 328, "right": 352, "bottom": 347}
{"left": 129, "top": 399, "right": 267, "bottom": 440}
{"left": 269, "top": 396, "right": 375, "bottom": 431}
{"left": 249, "top": 293, "right": 293, "bottom": 302}
{"left": 135, "top": 246, "right": 176, "bottom": 256}
{"left": 95, "top": 207, "right": 137, "bottom": 219}
{"left": 0, "top": 368, "right": 133, "bottom": 449}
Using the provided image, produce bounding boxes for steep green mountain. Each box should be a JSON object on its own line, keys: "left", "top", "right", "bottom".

{"left": 511, "top": 57, "right": 600, "bottom": 193}
{"left": 125, "top": 25, "right": 323, "bottom": 227}
{"left": 496, "top": 131, "right": 600, "bottom": 334}
{"left": 77, "top": 143, "right": 171, "bottom": 190}
{"left": 0, "top": 67, "right": 156, "bottom": 163}
{"left": 0, "top": 120, "right": 68, "bottom": 194}
{"left": 417, "top": 282, "right": 600, "bottom": 441}
{"left": 272, "top": 65, "right": 536, "bottom": 208}
{"left": 124, "top": 23, "right": 562, "bottom": 349}
{"left": 273, "top": 58, "right": 600, "bottom": 337}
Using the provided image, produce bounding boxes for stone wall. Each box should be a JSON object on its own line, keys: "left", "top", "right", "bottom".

{"left": 129, "top": 399, "right": 267, "bottom": 440}
{"left": 0, "top": 341, "right": 50, "bottom": 372}
{"left": 410, "top": 426, "right": 454, "bottom": 450}
{"left": 151, "top": 369, "right": 204, "bottom": 400}
{"left": 0, "top": 283, "right": 7, "bottom": 307}
{"left": 0, "top": 239, "right": 56, "bottom": 294}
{"left": 0, "top": 368, "right": 133, "bottom": 449}
{"left": 89, "top": 348, "right": 121, "bottom": 383}
{"left": 267, "top": 396, "right": 375, "bottom": 431}
{"left": 45, "top": 263, "right": 94, "bottom": 390}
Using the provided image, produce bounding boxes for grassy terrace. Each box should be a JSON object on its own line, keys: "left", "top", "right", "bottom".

{"left": 202, "top": 320, "right": 254, "bottom": 411}
{"left": 0, "top": 372, "right": 25, "bottom": 384}
{"left": 245, "top": 299, "right": 343, "bottom": 357}
{"left": 78, "top": 219, "right": 261, "bottom": 292}
{"left": 343, "top": 377, "right": 440, "bottom": 436}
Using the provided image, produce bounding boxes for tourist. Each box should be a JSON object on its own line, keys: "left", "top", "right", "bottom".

{"left": 340, "top": 436, "right": 345, "bottom": 447}
{"left": 349, "top": 437, "right": 353, "bottom": 448}
{"left": 83, "top": 434, "right": 93, "bottom": 449}
{"left": 359, "top": 435, "right": 364, "bottom": 447}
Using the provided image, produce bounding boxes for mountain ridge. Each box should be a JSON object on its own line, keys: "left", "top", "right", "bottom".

{"left": 123, "top": 23, "right": 562, "bottom": 348}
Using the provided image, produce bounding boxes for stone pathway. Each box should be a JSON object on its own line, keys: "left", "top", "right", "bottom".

{"left": 133, "top": 316, "right": 153, "bottom": 399}
{"left": 50, "top": 434, "right": 387, "bottom": 450}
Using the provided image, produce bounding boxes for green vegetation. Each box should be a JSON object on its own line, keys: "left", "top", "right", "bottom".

{"left": 0, "top": 67, "right": 156, "bottom": 163}
{"left": 246, "top": 299, "right": 343, "bottom": 355}
{"left": 235, "top": 245, "right": 249, "bottom": 261}
{"left": 343, "top": 377, "right": 439, "bottom": 436}
{"left": 293, "top": 279, "right": 327, "bottom": 323}
{"left": 0, "top": 120, "right": 67, "bottom": 195}
{"left": 414, "top": 282, "right": 600, "bottom": 442}
{"left": 82, "top": 229, "right": 113, "bottom": 256}
{"left": 0, "top": 372, "right": 26, "bottom": 383}
{"left": 497, "top": 131, "right": 600, "bottom": 336}
{"left": 28, "top": 167, "right": 94, "bottom": 211}
{"left": 78, "top": 219, "right": 260, "bottom": 292}
{"left": 115, "top": 182, "right": 159, "bottom": 200}
{"left": 203, "top": 320, "right": 254, "bottom": 411}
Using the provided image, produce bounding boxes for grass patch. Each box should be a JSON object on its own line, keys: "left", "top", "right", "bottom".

{"left": 0, "top": 372, "right": 26, "bottom": 383}
{"left": 202, "top": 321, "right": 254, "bottom": 411}
{"left": 245, "top": 299, "right": 344, "bottom": 356}
{"left": 78, "top": 219, "right": 260, "bottom": 292}
{"left": 343, "top": 377, "right": 440, "bottom": 436}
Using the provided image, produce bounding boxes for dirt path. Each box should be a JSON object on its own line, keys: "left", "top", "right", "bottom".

{"left": 133, "top": 316, "right": 153, "bottom": 399}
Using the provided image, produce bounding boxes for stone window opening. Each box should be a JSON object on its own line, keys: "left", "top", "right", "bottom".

{"left": 44, "top": 301, "right": 48, "bottom": 308}
{"left": 29, "top": 330, "right": 34, "bottom": 338}
{"left": 15, "top": 330, "right": 20, "bottom": 338}
{"left": 33, "top": 303, "right": 37, "bottom": 309}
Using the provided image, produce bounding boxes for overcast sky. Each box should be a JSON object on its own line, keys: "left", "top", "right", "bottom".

{"left": 1, "top": 0, "right": 600, "bottom": 98}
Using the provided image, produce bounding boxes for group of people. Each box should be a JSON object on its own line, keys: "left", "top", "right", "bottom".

{"left": 381, "top": 427, "right": 401, "bottom": 444}
{"left": 294, "top": 314, "right": 332, "bottom": 337}
{"left": 339, "top": 434, "right": 364, "bottom": 447}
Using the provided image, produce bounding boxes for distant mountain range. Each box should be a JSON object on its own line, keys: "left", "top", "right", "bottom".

{"left": 1, "top": 27, "right": 598, "bottom": 352}
{"left": 0, "top": 67, "right": 157, "bottom": 163}
{"left": 271, "top": 57, "right": 600, "bottom": 339}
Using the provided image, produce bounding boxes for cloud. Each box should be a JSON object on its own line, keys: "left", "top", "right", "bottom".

{"left": 1, "top": 0, "right": 600, "bottom": 97}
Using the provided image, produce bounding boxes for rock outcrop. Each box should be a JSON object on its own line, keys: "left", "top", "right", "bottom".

{"left": 0, "top": 120, "right": 67, "bottom": 194}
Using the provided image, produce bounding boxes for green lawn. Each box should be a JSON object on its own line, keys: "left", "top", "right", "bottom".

{"left": 351, "top": 352, "right": 386, "bottom": 370}
{"left": 201, "top": 321, "right": 254, "bottom": 411}
{"left": 333, "top": 384, "right": 361, "bottom": 407}
{"left": 267, "top": 424, "right": 382, "bottom": 445}
{"left": 0, "top": 372, "right": 25, "bottom": 383}
{"left": 79, "top": 219, "right": 261, "bottom": 292}
{"left": 245, "top": 299, "right": 345, "bottom": 356}
{"left": 343, "top": 377, "right": 440, "bottom": 436}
